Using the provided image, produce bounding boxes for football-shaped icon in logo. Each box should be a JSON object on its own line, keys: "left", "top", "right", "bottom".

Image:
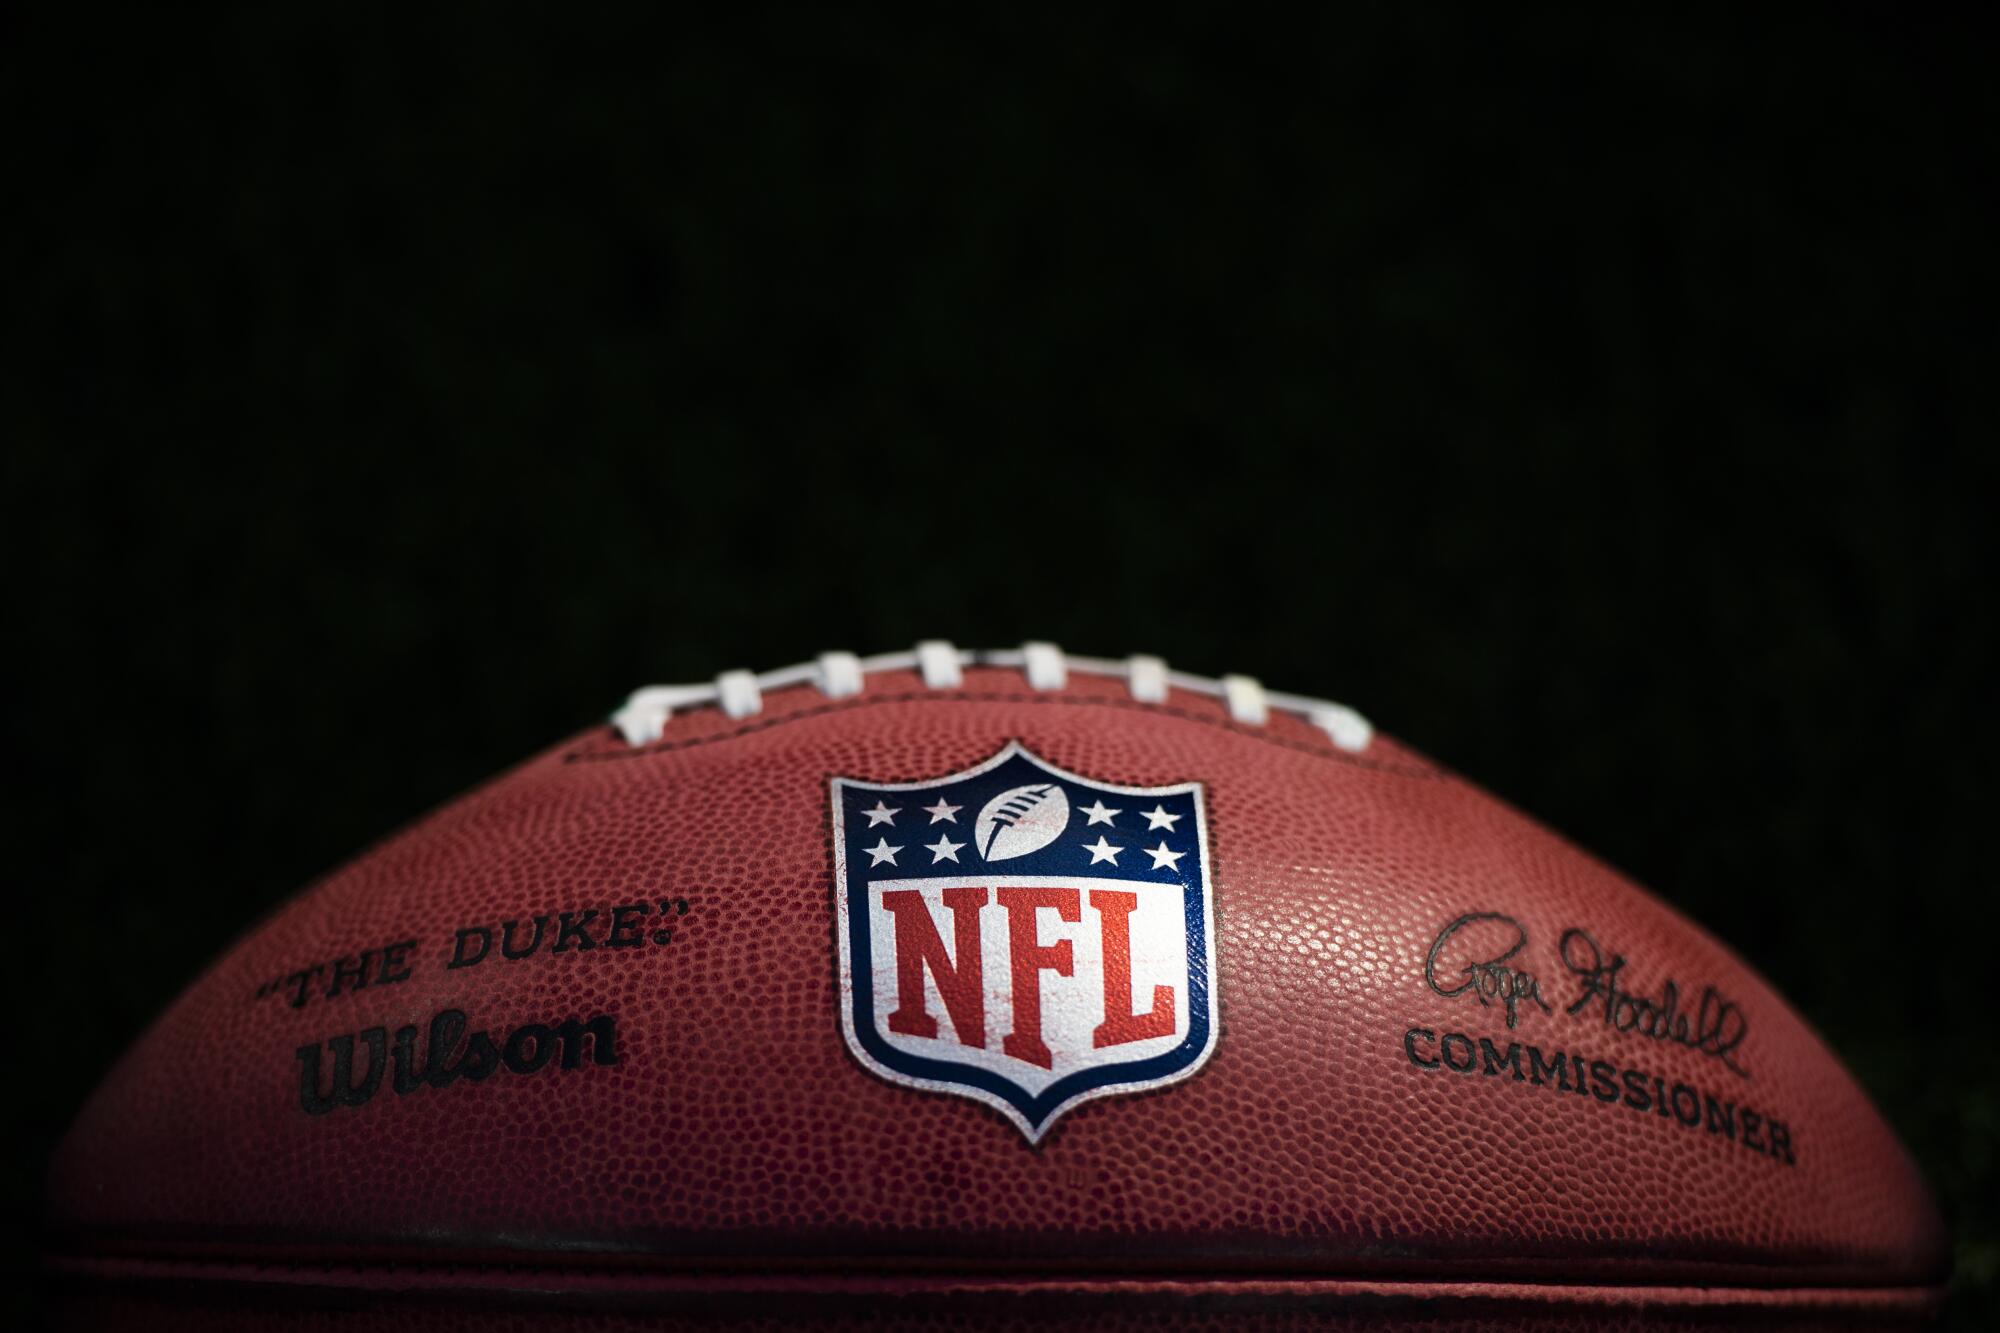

{"left": 974, "top": 782, "right": 1070, "bottom": 861}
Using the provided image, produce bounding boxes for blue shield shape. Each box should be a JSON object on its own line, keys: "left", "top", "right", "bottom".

{"left": 832, "top": 743, "right": 1218, "bottom": 1141}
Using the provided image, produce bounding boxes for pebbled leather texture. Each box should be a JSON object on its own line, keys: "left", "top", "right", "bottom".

{"left": 45, "top": 665, "right": 1947, "bottom": 1320}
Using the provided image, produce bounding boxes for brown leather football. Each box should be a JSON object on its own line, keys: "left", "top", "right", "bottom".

{"left": 46, "top": 644, "right": 1947, "bottom": 1328}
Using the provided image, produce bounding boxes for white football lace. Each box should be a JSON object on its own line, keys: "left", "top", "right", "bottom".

{"left": 611, "top": 641, "right": 1374, "bottom": 753}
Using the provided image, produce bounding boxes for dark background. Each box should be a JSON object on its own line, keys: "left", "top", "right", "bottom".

{"left": 6, "top": 7, "right": 1994, "bottom": 1326}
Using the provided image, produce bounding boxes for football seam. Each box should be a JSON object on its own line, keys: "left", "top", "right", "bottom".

{"left": 566, "top": 689, "right": 1438, "bottom": 779}
{"left": 38, "top": 1251, "right": 1949, "bottom": 1303}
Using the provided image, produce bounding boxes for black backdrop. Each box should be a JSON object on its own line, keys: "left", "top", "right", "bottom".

{"left": 8, "top": 8, "right": 1994, "bottom": 1325}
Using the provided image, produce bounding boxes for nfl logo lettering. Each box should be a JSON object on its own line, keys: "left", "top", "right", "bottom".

{"left": 831, "top": 743, "right": 1218, "bottom": 1141}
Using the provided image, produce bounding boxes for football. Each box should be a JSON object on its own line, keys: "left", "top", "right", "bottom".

{"left": 46, "top": 642, "right": 1947, "bottom": 1327}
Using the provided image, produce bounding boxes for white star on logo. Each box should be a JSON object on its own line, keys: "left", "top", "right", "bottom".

{"left": 864, "top": 837, "right": 902, "bottom": 866}
{"left": 1082, "top": 836, "right": 1123, "bottom": 865}
{"left": 1078, "top": 799, "right": 1121, "bottom": 826}
{"left": 863, "top": 801, "right": 901, "bottom": 827}
{"left": 925, "top": 835, "right": 964, "bottom": 864}
{"left": 1144, "top": 842, "right": 1185, "bottom": 871}
{"left": 922, "top": 798, "right": 962, "bottom": 824}
{"left": 1141, "top": 805, "right": 1181, "bottom": 831}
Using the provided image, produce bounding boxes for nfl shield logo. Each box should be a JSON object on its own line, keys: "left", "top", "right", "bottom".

{"left": 831, "top": 743, "right": 1218, "bottom": 1141}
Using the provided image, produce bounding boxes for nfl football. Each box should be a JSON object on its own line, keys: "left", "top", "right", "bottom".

{"left": 46, "top": 643, "right": 1947, "bottom": 1328}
